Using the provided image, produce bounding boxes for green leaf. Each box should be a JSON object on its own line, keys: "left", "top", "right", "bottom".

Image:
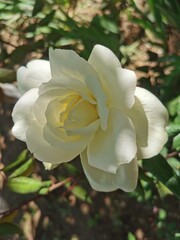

{"left": 99, "top": 16, "right": 119, "bottom": 34}
{"left": 38, "top": 187, "right": 49, "bottom": 195}
{"left": 173, "top": 134, "right": 180, "bottom": 151}
{"left": 9, "top": 158, "right": 33, "bottom": 178}
{"left": 142, "top": 155, "right": 180, "bottom": 198}
{"left": 0, "top": 222, "right": 21, "bottom": 236}
{"left": 32, "top": 0, "right": 44, "bottom": 16}
{"left": 127, "top": 232, "right": 136, "bottom": 240}
{"left": 167, "top": 158, "right": 180, "bottom": 176}
{"left": 158, "top": 208, "right": 167, "bottom": 220}
{"left": 157, "top": 182, "right": 172, "bottom": 198}
{"left": 174, "top": 115, "right": 180, "bottom": 124}
{"left": 0, "top": 68, "right": 16, "bottom": 83}
{"left": 167, "top": 96, "right": 180, "bottom": 116}
{"left": 71, "top": 185, "right": 92, "bottom": 204}
{"left": 3, "top": 150, "right": 28, "bottom": 172}
{"left": 148, "top": 0, "right": 163, "bottom": 26}
{"left": 23, "top": 23, "right": 37, "bottom": 33}
{"left": 64, "top": 181, "right": 92, "bottom": 203}
{"left": 6, "top": 176, "right": 51, "bottom": 194}
{"left": 166, "top": 124, "right": 180, "bottom": 136}
{"left": 0, "top": 210, "right": 18, "bottom": 224}
{"left": 64, "top": 163, "right": 79, "bottom": 175}
{"left": 39, "top": 10, "right": 55, "bottom": 26}
{"left": 0, "top": 3, "right": 6, "bottom": 9}
{"left": 11, "top": 45, "right": 30, "bottom": 63}
{"left": 175, "top": 233, "right": 180, "bottom": 238}
{"left": 143, "top": 155, "right": 172, "bottom": 182}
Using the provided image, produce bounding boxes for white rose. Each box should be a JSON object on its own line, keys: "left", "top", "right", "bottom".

{"left": 12, "top": 45, "right": 168, "bottom": 192}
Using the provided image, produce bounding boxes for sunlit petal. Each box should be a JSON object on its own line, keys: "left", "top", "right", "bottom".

{"left": 81, "top": 150, "right": 138, "bottom": 192}
{"left": 89, "top": 45, "right": 136, "bottom": 111}
{"left": 88, "top": 108, "right": 137, "bottom": 174}
{"left": 17, "top": 60, "right": 51, "bottom": 95}
{"left": 135, "top": 87, "right": 168, "bottom": 159}
{"left": 12, "top": 88, "right": 38, "bottom": 141}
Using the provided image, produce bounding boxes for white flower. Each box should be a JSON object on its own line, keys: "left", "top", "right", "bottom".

{"left": 12, "top": 45, "right": 168, "bottom": 192}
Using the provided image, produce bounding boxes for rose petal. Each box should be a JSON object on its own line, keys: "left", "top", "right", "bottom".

{"left": 12, "top": 88, "right": 38, "bottom": 141}
{"left": 135, "top": 87, "right": 168, "bottom": 159}
{"left": 88, "top": 45, "right": 136, "bottom": 110}
{"left": 43, "top": 115, "right": 99, "bottom": 147}
{"left": 17, "top": 60, "right": 51, "bottom": 95}
{"left": 81, "top": 150, "right": 138, "bottom": 192}
{"left": 49, "top": 49, "right": 108, "bottom": 130}
{"left": 38, "top": 84, "right": 99, "bottom": 138}
{"left": 87, "top": 108, "right": 137, "bottom": 174}
{"left": 66, "top": 120, "right": 100, "bottom": 136}
{"left": 26, "top": 119, "right": 97, "bottom": 163}
{"left": 34, "top": 87, "right": 73, "bottom": 125}
{"left": 127, "top": 96, "right": 148, "bottom": 147}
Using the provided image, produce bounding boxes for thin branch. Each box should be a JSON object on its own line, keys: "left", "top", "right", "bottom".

{"left": 166, "top": 151, "right": 179, "bottom": 158}
{"left": 0, "top": 177, "right": 73, "bottom": 217}
{"left": 48, "top": 177, "right": 73, "bottom": 192}
{"left": 0, "top": 39, "right": 17, "bottom": 48}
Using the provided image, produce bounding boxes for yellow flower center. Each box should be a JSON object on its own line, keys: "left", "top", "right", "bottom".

{"left": 60, "top": 94, "right": 99, "bottom": 131}
{"left": 45, "top": 93, "right": 99, "bottom": 140}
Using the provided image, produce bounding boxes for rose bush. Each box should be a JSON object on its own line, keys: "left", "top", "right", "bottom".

{"left": 12, "top": 45, "right": 168, "bottom": 192}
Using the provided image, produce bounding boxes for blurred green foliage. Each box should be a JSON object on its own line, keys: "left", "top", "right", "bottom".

{"left": 0, "top": 0, "right": 121, "bottom": 65}
{"left": 0, "top": 0, "right": 180, "bottom": 239}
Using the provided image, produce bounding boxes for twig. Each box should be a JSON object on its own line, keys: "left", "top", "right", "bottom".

{"left": 0, "top": 177, "right": 73, "bottom": 217}
{"left": 48, "top": 177, "right": 73, "bottom": 192}
{"left": 166, "top": 151, "right": 179, "bottom": 158}
{"left": 0, "top": 39, "right": 17, "bottom": 48}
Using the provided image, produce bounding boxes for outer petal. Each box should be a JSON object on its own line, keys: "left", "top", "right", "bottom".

{"left": 17, "top": 60, "right": 51, "bottom": 95}
{"left": 81, "top": 150, "right": 138, "bottom": 192}
{"left": 134, "top": 87, "right": 168, "bottom": 159}
{"left": 88, "top": 45, "right": 136, "bottom": 110}
{"left": 34, "top": 87, "right": 73, "bottom": 125}
{"left": 127, "top": 96, "right": 148, "bottom": 147}
{"left": 87, "top": 108, "right": 137, "bottom": 174}
{"left": 12, "top": 88, "right": 38, "bottom": 141}
{"left": 49, "top": 49, "right": 108, "bottom": 130}
{"left": 26, "top": 119, "right": 97, "bottom": 164}
{"left": 49, "top": 48, "right": 100, "bottom": 90}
